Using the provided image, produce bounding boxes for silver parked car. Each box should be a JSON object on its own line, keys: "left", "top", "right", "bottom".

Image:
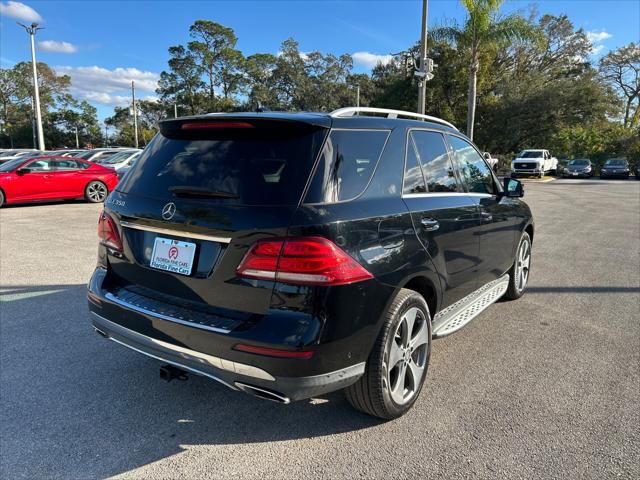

{"left": 95, "top": 149, "right": 142, "bottom": 171}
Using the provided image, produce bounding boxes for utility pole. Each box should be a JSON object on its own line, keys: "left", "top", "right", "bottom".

{"left": 356, "top": 85, "right": 360, "bottom": 108}
{"left": 18, "top": 22, "right": 45, "bottom": 151}
{"left": 416, "top": 0, "right": 432, "bottom": 115}
{"left": 174, "top": 103, "right": 178, "bottom": 118}
{"left": 131, "top": 80, "right": 139, "bottom": 148}
{"left": 75, "top": 125, "right": 79, "bottom": 149}
{"left": 104, "top": 124, "right": 108, "bottom": 147}
{"left": 30, "top": 97, "right": 37, "bottom": 148}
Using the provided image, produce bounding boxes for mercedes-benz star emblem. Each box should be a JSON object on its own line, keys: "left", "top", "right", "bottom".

{"left": 161, "top": 202, "right": 177, "bottom": 220}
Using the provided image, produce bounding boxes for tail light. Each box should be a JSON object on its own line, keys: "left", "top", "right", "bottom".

{"left": 98, "top": 210, "right": 123, "bottom": 251}
{"left": 236, "top": 237, "right": 373, "bottom": 286}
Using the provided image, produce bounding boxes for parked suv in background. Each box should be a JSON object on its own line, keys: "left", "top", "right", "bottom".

{"left": 89, "top": 107, "right": 534, "bottom": 419}
{"left": 511, "top": 149, "right": 558, "bottom": 178}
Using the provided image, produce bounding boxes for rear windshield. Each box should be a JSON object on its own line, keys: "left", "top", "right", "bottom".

{"left": 118, "top": 123, "right": 327, "bottom": 206}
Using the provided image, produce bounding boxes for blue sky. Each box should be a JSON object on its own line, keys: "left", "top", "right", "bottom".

{"left": 1, "top": 0, "right": 638, "bottom": 121}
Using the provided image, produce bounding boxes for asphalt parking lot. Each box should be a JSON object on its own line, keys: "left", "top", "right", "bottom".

{"left": 1, "top": 179, "right": 639, "bottom": 479}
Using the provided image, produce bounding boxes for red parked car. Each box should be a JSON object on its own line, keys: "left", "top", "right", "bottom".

{"left": 0, "top": 156, "right": 117, "bottom": 207}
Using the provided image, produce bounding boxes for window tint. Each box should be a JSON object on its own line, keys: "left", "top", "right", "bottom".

{"left": 403, "top": 139, "right": 427, "bottom": 194}
{"left": 305, "top": 129, "right": 389, "bottom": 203}
{"left": 95, "top": 151, "right": 118, "bottom": 161}
{"left": 53, "top": 159, "right": 83, "bottom": 170}
{"left": 410, "top": 130, "right": 458, "bottom": 193}
{"left": 449, "top": 135, "right": 496, "bottom": 194}
{"left": 119, "top": 126, "right": 327, "bottom": 206}
{"left": 26, "top": 158, "right": 53, "bottom": 171}
{"left": 74, "top": 150, "right": 95, "bottom": 160}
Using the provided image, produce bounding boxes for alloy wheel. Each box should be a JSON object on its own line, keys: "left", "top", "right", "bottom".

{"left": 515, "top": 237, "right": 531, "bottom": 292}
{"left": 87, "top": 182, "right": 107, "bottom": 202}
{"left": 386, "top": 307, "right": 429, "bottom": 405}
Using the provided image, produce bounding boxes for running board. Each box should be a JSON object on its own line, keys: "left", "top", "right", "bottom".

{"left": 432, "top": 275, "right": 509, "bottom": 338}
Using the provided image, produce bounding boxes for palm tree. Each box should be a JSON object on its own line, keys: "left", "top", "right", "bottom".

{"left": 435, "top": 0, "right": 538, "bottom": 140}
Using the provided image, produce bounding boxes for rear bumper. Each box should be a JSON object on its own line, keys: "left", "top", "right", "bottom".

{"left": 92, "top": 311, "right": 365, "bottom": 401}
{"left": 88, "top": 268, "right": 370, "bottom": 401}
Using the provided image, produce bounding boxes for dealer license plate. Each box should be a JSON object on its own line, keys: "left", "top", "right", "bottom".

{"left": 150, "top": 237, "right": 196, "bottom": 276}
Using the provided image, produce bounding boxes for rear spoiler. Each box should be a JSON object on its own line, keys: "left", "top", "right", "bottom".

{"left": 160, "top": 113, "right": 332, "bottom": 136}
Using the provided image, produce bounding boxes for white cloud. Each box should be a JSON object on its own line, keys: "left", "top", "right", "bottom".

{"left": 586, "top": 30, "right": 612, "bottom": 56}
{"left": 586, "top": 31, "right": 612, "bottom": 43}
{"left": 0, "top": 1, "right": 42, "bottom": 23}
{"left": 38, "top": 40, "right": 78, "bottom": 54}
{"left": 54, "top": 65, "right": 160, "bottom": 106}
{"left": 352, "top": 51, "right": 394, "bottom": 69}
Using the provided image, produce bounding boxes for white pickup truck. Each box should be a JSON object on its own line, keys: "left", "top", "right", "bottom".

{"left": 511, "top": 149, "right": 558, "bottom": 178}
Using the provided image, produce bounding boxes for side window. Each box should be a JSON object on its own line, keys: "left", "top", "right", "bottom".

{"left": 305, "top": 130, "right": 389, "bottom": 203}
{"left": 26, "top": 159, "right": 53, "bottom": 171}
{"left": 449, "top": 135, "right": 496, "bottom": 195}
{"left": 411, "top": 130, "right": 458, "bottom": 193}
{"left": 53, "top": 159, "right": 81, "bottom": 170}
{"left": 403, "top": 139, "right": 427, "bottom": 194}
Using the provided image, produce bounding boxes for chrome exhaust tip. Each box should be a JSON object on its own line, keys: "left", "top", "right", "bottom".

{"left": 235, "top": 382, "right": 291, "bottom": 404}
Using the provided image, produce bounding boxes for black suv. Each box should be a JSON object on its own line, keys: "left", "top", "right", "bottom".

{"left": 89, "top": 107, "right": 534, "bottom": 419}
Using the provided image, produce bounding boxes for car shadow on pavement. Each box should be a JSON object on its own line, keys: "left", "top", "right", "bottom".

{"left": 0, "top": 284, "right": 381, "bottom": 479}
{"left": 1, "top": 199, "right": 89, "bottom": 209}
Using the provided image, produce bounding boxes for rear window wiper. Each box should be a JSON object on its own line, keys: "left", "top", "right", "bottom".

{"left": 168, "top": 186, "right": 240, "bottom": 199}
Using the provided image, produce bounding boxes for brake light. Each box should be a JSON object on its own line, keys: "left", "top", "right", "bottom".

{"left": 98, "top": 210, "right": 123, "bottom": 251}
{"left": 236, "top": 237, "right": 373, "bottom": 286}
{"left": 180, "top": 121, "right": 254, "bottom": 130}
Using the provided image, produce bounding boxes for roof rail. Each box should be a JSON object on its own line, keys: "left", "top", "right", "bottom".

{"left": 330, "top": 107, "right": 458, "bottom": 131}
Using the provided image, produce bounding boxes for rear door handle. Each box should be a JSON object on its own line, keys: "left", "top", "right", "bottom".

{"left": 420, "top": 218, "right": 440, "bottom": 231}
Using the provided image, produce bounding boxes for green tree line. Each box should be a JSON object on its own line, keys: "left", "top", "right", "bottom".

{"left": 1, "top": 0, "right": 638, "bottom": 161}
{"left": 0, "top": 62, "right": 103, "bottom": 148}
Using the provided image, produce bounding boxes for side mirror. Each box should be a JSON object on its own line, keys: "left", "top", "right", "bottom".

{"left": 503, "top": 177, "right": 524, "bottom": 198}
{"left": 16, "top": 167, "right": 31, "bottom": 175}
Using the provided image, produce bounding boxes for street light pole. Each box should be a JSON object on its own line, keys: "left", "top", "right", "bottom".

{"left": 18, "top": 22, "right": 45, "bottom": 151}
{"left": 356, "top": 85, "right": 360, "bottom": 108}
{"left": 417, "top": 0, "right": 429, "bottom": 115}
{"left": 131, "top": 80, "right": 139, "bottom": 148}
{"left": 174, "top": 103, "right": 178, "bottom": 118}
{"left": 75, "top": 125, "right": 79, "bottom": 149}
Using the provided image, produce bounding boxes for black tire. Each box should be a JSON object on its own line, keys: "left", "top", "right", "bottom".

{"left": 0, "top": 189, "right": 4, "bottom": 208}
{"left": 85, "top": 181, "right": 108, "bottom": 203}
{"left": 345, "top": 288, "right": 432, "bottom": 419}
{"left": 504, "top": 231, "right": 532, "bottom": 300}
